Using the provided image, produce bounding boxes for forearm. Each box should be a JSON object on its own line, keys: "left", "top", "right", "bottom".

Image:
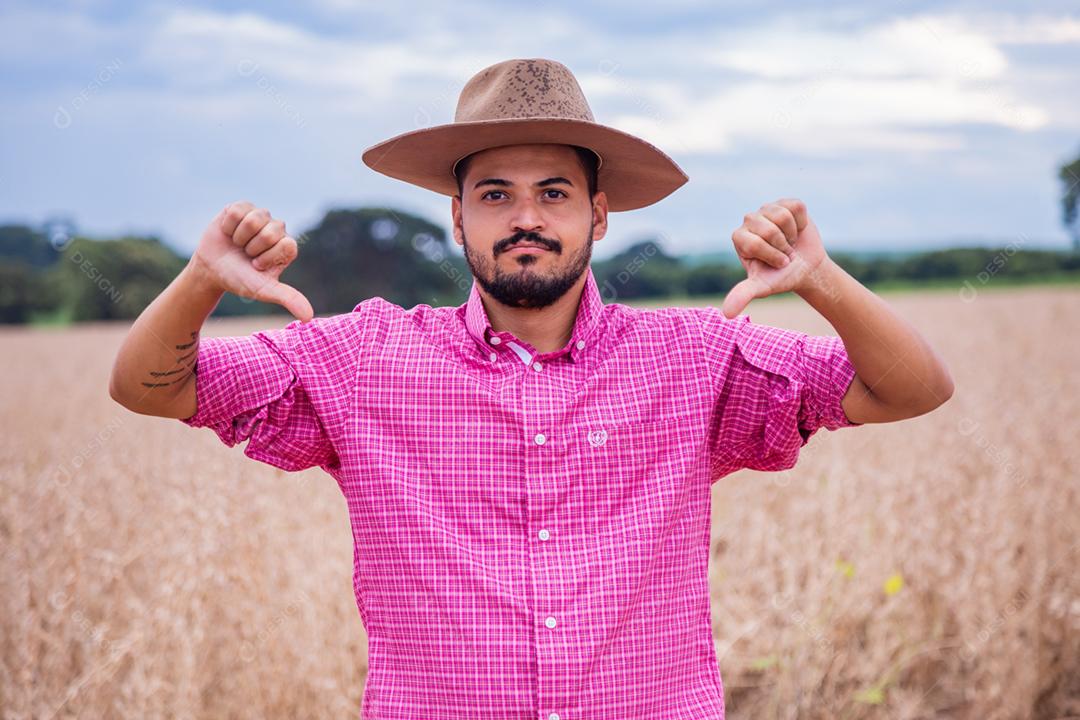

{"left": 108, "top": 256, "right": 224, "bottom": 418}
{"left": 795, "top": 257, "right": 954, "bottom": 413}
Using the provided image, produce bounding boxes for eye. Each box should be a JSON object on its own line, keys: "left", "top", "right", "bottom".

{"left": 481, "top": 190, "right": 507, "bottom": 200}
{"left": 543, "top": 189, "right": 567, "bottom": 199}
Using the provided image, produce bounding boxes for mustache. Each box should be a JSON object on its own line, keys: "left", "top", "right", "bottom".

{"left": 495, "top": 231, "right": 560, "bottom": 254}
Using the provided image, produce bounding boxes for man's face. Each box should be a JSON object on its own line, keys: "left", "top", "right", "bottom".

{"left": 451, "top": 143, "right": 608, "bottom": 309}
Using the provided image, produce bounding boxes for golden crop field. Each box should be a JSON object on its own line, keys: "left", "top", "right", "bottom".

{"left": 2, "top": 284, "right": 1077, "bottom": 719}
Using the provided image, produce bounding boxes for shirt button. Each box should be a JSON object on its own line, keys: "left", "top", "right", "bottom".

{"left": 489, "top": 336, "right": 501, "bottom": 345}
{"left": 532, "top": 361, "right": 543, "bottom": 372}
{"left": 489, "top": 352, "right": 497, "bottom": 362}
{"left": 538, "top": 529, "right": 550, "bottom": 541}
{"left": 534, "top": 433, "right": 546, "bottom": 445}
{"left": 576, "top": 340, "right": 585, "bottom": 349}
{"left": 544, "top": 616, "right": 557, "bottom": 629}
{"left": 549, "top": 714, "right": 561, "bottom": 720}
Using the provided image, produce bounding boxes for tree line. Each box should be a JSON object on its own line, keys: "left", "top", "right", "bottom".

{"left": 1, "top": 208, "right": 1078, "bottom": 325}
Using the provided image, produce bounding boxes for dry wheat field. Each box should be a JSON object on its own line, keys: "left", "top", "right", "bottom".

{"left": 2, "top": 284, "right": 1078, "bottom": 719}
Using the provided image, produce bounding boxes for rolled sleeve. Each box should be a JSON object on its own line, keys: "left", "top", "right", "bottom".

{"left": 697, "top": 308, "right": 862, "bottom": 479}
{"left": 179, "top": 322, "right": 340, "bottom": 473}
{"left": 798, "top": 331, "right": 862, "bottom": 435}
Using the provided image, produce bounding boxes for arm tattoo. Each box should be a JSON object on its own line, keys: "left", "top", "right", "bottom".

{"left": 140, "top": 330, "right": 199, "bottom": 389}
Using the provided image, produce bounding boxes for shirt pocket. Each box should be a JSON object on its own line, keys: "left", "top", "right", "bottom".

{"left": 558, "top": 412, "right": 702, "bottom": 539}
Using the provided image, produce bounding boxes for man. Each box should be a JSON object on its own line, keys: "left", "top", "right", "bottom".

{"left": 110, "top": 58, "right": 953, "bottom": 720}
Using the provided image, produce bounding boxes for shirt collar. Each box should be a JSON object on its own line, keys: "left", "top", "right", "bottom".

{"left": 464, "top": 265, "right": 604, "bottom": 363}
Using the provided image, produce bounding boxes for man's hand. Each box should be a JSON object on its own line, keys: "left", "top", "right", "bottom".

{"left": 720, "top": 198, "right": 829, "bottom": 319}
{"left": 189, "top": 201, "right": 314, "bottom": 322}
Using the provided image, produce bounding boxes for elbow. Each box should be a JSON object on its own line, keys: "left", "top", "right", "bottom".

{"left": 859, "top": 363, "right": 955, "bottom": 423}
{"left": 109, "top": 384, "right": 141, "bottom": 415}
{"left": 932, "top": 363, "right": 956, "bottom": 408}
{"left": 939, "top": 371, "right": 956, "bottom": 405}
{"left": 885, "top": 372, "right": 955, "bottom": 421}
{"left": 912, "top": 369, "right": 955, "bottom": 417}
{"left": 109, "top": 368, "right": 194, "bottom": 419}
{"left": 108, "top": 369, "right": 128, "bottom": 407}
{"left": 108, "top": 367, "right": 143, "bottom": 412}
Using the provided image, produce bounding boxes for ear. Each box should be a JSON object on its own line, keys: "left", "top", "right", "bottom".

{"left": 591, "top": 191, "right": 609, "bottom": 242}
{"left": 451, "top": 195, "right": 464, "bottom": 247}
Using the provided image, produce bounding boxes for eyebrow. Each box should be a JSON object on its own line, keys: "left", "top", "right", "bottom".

{"left": 473, "top": 176, "right": 574, "bottom": 191}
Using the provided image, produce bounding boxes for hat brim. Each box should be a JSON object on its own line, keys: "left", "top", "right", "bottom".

{"left": 361, "top": 117, "right": 688, "bottom": 212}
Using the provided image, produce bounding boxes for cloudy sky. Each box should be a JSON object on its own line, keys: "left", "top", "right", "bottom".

{"left": 3, "top": 0, "right": 1079, "bottom": 260}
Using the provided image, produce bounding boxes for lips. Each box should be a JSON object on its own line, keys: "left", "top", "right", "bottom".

{"left": 505, "top": 243, "right": 550, "bottom": 253}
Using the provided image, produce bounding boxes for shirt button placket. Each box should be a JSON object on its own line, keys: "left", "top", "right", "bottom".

{"left": 526, "top": 351, "right": 562, "bottom": 720}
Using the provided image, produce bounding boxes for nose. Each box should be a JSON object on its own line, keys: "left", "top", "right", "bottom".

{"left": 510, "top": 196, "right": 545, "bottom": 234}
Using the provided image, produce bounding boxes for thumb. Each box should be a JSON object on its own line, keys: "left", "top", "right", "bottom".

{"left": 260, "top": 279, "right": 314, "bottom": 323}
{"left": 720, "top": 277, "right": 764, "bottom": 319}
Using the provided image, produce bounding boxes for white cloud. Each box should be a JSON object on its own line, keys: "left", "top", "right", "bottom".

{"left": 14, "top": 4, "right": 1062, "bottom": 158}
{"left": 140, "top": 7, "right": 478, "bottom": 102}
{"left": 948, "top": 13, "right": 1080, "bottom": 45}
{"left": 704, "top": 14, "right": 1009, "bottom": 80}
{"left": 582, "top": 13, "right": 1056, "bottom": 156}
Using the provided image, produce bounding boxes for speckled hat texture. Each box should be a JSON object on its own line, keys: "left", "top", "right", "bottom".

{"left": 361, "top": 58, "right": 688, "bottom": 212}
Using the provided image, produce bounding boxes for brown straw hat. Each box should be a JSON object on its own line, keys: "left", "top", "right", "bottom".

{"left": 361, "top": 58, "right": 689, "bottom": 212}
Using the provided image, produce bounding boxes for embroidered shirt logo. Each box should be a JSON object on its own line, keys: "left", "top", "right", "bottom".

{"left": 587, "top": 429, "right": 608, "bottom": 447}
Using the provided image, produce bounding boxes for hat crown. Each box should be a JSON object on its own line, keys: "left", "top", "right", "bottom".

{"left": 454, "top": 58, "right": 595, "bottom": 123}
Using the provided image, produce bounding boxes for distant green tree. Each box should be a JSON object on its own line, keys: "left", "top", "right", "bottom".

{"left": 897, "top": 248, "right": 996, "bottom": 280}
{"left": 594, "top": 238, "right": 684, "bottom": 300}
{"left": 284, "top": 207, "right": 468, "bottom": 314}
{"left": 49, "top": 236, "right": 185, "bottom": 321}
{"left": 685, "top": 263, "right": 741, "bottom": 296}
{"left": 0, "top": 225, "right": 61, "bottom": 268}
{"left": 1059, "top": 151, "right": 1080, "bottom": 251}
{"left": 0, "top": 260, "right": 62, "bottom": 323}
{"left": 829, "top": 252, "right": 897, "bottom": 284}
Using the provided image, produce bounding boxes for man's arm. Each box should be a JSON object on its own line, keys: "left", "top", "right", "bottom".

{"left": 108, "top": 258, "right": 224, "bottom": 419}
{"left": 795, "top": 256, "right": 953, "bottom": 423}
{"left": 109, "top": 201, "right": 313, "bottom": 419}
{"left": 720, "top": 198, "right": 954, "bottom": 424}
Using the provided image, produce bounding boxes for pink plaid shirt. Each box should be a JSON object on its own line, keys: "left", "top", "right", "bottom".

{"left": 180, "top": 266, "right": 861, "bottom": 719}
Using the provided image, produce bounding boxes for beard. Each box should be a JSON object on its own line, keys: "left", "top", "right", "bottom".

{"left": 462, "top": 224, "right": 594, "bottom": 310}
